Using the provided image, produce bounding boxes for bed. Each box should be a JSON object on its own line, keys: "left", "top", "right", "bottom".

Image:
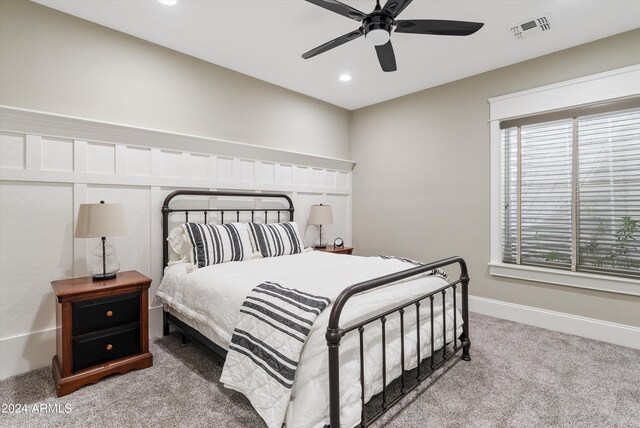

{"left": 157, "top": 190, "right": 471, "bottom": 428}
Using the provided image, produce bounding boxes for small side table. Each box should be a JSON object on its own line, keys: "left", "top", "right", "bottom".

{"left": 51, "top": 270, "right": 153, "bottom": 397}
{"left": 314, "top": 246, "right": 354, "bottom": 255}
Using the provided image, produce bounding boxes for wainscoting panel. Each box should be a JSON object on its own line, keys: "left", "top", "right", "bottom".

{"left": 0, "top": 132, "right": 24, "bottom": 169}
{"left": 0, "top": 181, "right": 74, "bottom": 348}
{"left": 42, "top": 137, "right": 73, "bottom": 172}
{"left": 126, "top": 146, "right": 151, "bottom": 176}
{"left": 87, "top": 142, "right": 115, "bottom": 174}
{"left": 258, "top": 162, "right": 275, "bottom": 185}
{"left": 0, "top": 105, "right": 355, "bottom": 379}
{"left": 275, "top": 163, "right": 293, "bottom": 185}
{"left": 217, "top": 157, "right": 233, "bottom": 181}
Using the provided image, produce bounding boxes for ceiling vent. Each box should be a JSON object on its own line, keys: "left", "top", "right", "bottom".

{"left": 510, "top": 15, "right": 551, "bottom": 39}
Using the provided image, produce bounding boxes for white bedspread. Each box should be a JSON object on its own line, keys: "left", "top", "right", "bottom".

{"left": 157, "top": 251, "right": 463, "bottom": 428}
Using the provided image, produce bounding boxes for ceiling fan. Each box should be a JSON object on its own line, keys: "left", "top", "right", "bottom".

{"left": 302, "top": 0, "right": 484, "bottom": 72}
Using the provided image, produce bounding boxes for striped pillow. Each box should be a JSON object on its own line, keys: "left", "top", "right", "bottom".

{"left": 248, "top": 222, "right": 305, "bottom": 258}
{"left": 182, "top": 222, "right": 254, "bottom": 268}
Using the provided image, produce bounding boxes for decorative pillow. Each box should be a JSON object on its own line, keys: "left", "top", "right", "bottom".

{"left": 167, "top": 225, "right": 192, "bottom": 265}
{"left": 248, "top": 222, "right": 304, "bottom": 258}
{"left": 182, "top": 222, "right": 254, "bottom": 268}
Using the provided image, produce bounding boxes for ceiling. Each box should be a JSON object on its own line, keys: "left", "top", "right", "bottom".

{"left": 33, "top": 0, "right": 640, "bottom": 110}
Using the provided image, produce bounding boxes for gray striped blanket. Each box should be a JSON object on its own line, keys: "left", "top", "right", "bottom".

{"left": 377, "top": 255, "right": 449, "bottom": 280}
{"left": 220, "top": 281, "right": 331, "bottom": 428}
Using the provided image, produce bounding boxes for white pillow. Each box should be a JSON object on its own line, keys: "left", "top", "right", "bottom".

{"left": 167, "top": 226, "right": 191, "bottom": 266}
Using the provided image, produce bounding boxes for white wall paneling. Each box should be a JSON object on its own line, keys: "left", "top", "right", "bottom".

{"left": 161, "top": 150, "right": 182, "bottom": 178}
{"left": 0, "top": 182, "right": 73, "bottom": 379}
{"left": 87, "top": 142, "right": 115, "bottom": 174}
{"left": 217, "top": 157, "right": 233, "bottom": 181}
{"left": 126, "top": 146, "right": 151, "bottom": 176}
{"left": 275, "top": 163, "right": 292, "bottom": 185}
{"left": 191, "top": 154, "right": 208, "bottom": 180}
{"left": 240, "top": 160, "right": 254, "bottom": 183}
{"left": 42, "top": 137, "right": 73, "bottom": 172}
{"left": 258, "top": 162, "right": 274, "bottom": 185}
{"left": 0, "top": 105, "right": 355, "bottom": 379}
{"left": 25, "top": 135, "right": 42, "bottom": 170}
{"left": 310, "top": 168, "right": 323, "bottom": 188}
{"left": 293, "top": 166, "right": 308, "bottom": 187}
{"left": 0, "top": 132, "right": 25, "bottom": 169}
{"left": 73, "top": 140, "right": 87, "bottom": 173}
{"left": 115, "top": 144, "right": 127, "bottom": 175}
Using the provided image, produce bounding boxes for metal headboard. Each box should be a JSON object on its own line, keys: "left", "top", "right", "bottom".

{"left": 161, "top": 190, "right": 294, "bottom": 267}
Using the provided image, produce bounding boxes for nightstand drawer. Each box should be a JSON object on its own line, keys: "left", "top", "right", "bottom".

{"left": 72, "top": 292, "right": 140, "bottom": 335}
{"left": 73, "top": 323, "right": 140, "bottom": 372}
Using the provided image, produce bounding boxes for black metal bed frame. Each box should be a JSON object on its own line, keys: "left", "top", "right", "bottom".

{"left": 161, "top": 190, "right": 470, "bottom": 428}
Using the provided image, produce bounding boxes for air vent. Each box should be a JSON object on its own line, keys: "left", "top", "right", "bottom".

{"left": 510, "top": 15, "right": 551, "bottom": 39}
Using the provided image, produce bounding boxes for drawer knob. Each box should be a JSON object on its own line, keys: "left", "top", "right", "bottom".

{"left": 106, "top": 310, "right": 113, "bottom": 317}
{"left": 106, "top": 344, "right": 113, "bottom": 351}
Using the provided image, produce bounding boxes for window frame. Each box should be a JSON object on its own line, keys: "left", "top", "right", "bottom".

{"left": 488, "top": 65, "right": 640, "bottom": 297}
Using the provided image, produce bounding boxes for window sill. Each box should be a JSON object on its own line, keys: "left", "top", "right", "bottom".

{"left": 489, "top": 262, "right": 640, "bottom": 297}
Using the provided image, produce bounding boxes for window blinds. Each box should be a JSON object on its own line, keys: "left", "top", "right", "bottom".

{"left": 501, "top": 105, "right": 640, "bottom": 278}
{"left": 577, "top": 108, "right": 640, "bottom": 275}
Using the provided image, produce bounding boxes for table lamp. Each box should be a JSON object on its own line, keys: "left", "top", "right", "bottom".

{"left": 75, "top": 201, "right": 128, "bottom": 281}
{"left": 308, "top": 204, "right": 333, "bottom": 249}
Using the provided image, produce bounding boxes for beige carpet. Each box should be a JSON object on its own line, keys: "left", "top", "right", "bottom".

{"left": 1, "top": 313, "right": 639, "bottom": 428}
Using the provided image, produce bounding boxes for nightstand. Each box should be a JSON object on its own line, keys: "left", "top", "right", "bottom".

{"left": 51, "top": 270, "right": 153, "bottom": 397}
{"left": 315, "top": 246, "right": 354, "bottom": 255}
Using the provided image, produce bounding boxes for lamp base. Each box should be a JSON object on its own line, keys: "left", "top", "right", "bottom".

{"left": 92, "top": 272, "right": 117, "bottom": 281}
{"left": 314, "top": 245, "right": 327, "bottom": 249}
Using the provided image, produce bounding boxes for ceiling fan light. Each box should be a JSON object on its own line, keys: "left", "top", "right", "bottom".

{"left": 366, "top": 29, "right": 390, "bottom": 46}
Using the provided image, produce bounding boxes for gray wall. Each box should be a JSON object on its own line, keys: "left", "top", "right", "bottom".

{"left": 0, "top": 0, "right": 351, "bottom": 160}
{"left": 351, "top": 29, "right": 640, "bottom": 327}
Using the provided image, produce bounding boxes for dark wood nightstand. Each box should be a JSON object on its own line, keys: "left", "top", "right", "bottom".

{"left": 314, "top": 246, "right": 354, "bottom": 255}
{"left": 51, "top": 270, "right": 153, "bottom": 397}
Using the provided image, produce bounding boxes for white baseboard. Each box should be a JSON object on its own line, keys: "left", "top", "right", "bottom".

{"left": 467, "top": 294, "right": 640, "bottom": 349}
{"left": 0, "top": 328, "right": 56, "bottom": 380}
{"left": 0, "top": 306, "right": 167, "bottom": 380}
{"left": 149, "top": 305, "right": 164, "bottom": 339}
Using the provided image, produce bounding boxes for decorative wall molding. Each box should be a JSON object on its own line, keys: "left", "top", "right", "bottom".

{"left": 0, "top": 105, "right": 357, "bottom": 172}
{"left": 0, "top": 106, "right": 353, "bottom": 379}
{"left": 467, "top": 295, "right": 640, "bottom": 349}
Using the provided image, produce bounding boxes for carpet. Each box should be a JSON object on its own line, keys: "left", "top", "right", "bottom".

{"left": 1, "top": 313, "right": 638, "bottom": 428}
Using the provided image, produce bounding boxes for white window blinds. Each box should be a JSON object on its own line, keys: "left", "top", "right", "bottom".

{"left": 501, "top": 104, "right": 640, "bottom": 278}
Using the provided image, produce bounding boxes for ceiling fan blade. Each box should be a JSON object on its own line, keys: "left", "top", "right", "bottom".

{"left": 304, "top": 0, "right": 366, "bottom": 22}
{"left": 302, "top": 28, "right": 364, "bottom": 59}
{"left": 395, "top": 19, "right": 484, "bottom": 36}
{"left": 375, "top": 40, "right": 397, "bottom": 72}
{"left": 381, "top": 0, "right": 413, "bottom": 18}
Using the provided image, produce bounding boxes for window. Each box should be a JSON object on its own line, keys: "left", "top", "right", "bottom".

{"left": 501, "top": 104, "right": 640, "bottom": 278}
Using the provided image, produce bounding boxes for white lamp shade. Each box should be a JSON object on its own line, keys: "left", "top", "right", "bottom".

{"left": 308, "top": 204, "right": 333, "bottom": 225}
{"left": 75, "top": 203, "right": 128, "bottom": 238}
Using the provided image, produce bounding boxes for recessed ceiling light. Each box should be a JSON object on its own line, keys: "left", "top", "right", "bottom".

{"left": 339, "top": 74, "right": 352, "bottom": 82}
{"left": 158, "top": 0, "right": 177, "bottom": 5}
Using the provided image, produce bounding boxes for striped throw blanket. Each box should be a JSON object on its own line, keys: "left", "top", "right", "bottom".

{"left": 377, "top": 255, "right": 449, "bottom": 280}
{"left": 220, "top": 281, "right": 331, "bottom": 428}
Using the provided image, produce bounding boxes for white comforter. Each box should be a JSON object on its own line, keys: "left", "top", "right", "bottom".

{"left": 157, "top": 251, "right": 463, "bottom": 428}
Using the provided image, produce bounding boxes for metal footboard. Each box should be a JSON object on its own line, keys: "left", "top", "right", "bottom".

{"left": 325, "top": 256, "right": 471, "bottom": 427}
